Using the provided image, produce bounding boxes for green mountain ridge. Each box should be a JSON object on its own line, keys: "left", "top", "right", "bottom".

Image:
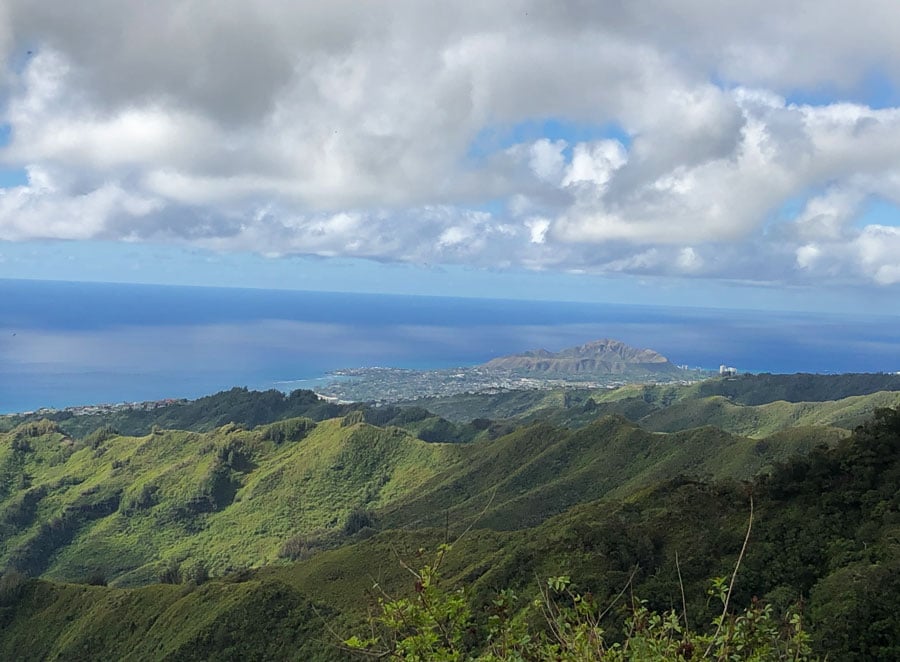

{"left": 1, "top": 408, "right": 829, "bottom": 586}
{"left": 2, "top": 375, "right": 894, "bottom": 587}
{"left": 411, "top": 377, "right": 900, "bottom": 438}
{"left": 2, "top": 407, "right": 899, "bottom": 660}
{"left": 2, "top": 375, "right": 900, "bottom": 659}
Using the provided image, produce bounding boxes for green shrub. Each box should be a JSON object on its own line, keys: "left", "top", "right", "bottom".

{"left": 10, "top": 437, "right": 30, "bottom": 453}
{"left": 343, "top": 509, "right": 375, "bottom": 536}
{"left": 84, "top": 571, "right": 108, "bottom": 586}
{"left": 221, "top": 565, "right": 254, "bottom": 583}
{"left": 158, "top": 558, "right": 182, "bottom": 585}
{"left": 13, "top": 419, "right": 60, "bottom": 439}
{"left": 260, "top": 418, "right": 315, "bottom": 444}
{"left": 120, "top": 483, "right": 158, "bottom": 515}
{"left": 279, "top": 536, "right": 310, "bottom": 561}
{"left": 386, "top": 407, "right": 431, "bottom": 426}
{"left": 182, "top": 559, "right": 210, "bottom": 585}
{"left": 0, "top": 571, "right": 27, "bottom": 607}
{"left": 342, "top": 411, "right": 366, "bottom": 427}
{"left": 84, "top": 425, "right": 119, "bottom": 449}
{"left": 345, "top": 545, "right": 816, "bottom": 661}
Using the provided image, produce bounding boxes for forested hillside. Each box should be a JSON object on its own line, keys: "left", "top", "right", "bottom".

{"left": 0, "top": 380, "right": 898, "bottom": 659}
{"left": 412, "top": 374, "right": 900, "bottom": 437}
{"left": 0, "top": 408, "right": 829, "bottom": 585}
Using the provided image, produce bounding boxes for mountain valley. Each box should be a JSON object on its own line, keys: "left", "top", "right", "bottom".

{"left": 1, "top": 372, "right": 899, "bottom": 659}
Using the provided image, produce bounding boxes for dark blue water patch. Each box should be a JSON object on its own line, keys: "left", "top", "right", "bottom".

{"left": 0, "top": 278, "right": 733, "bottom": 331}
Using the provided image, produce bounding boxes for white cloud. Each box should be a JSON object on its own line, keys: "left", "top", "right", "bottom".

{"left": 525, "top": 218, "right": 550, "bottom": 244}
{"left": 0, "top": 166, "right": 162, "bottom": 240}
{"left": 562, "top": 140, "right": 627, "bottom": 188}
{"left": 676, "top": 247, "right": 702, "bottom": 273}
{"left": 528, "top": 139, "right": 567, "bottom": 184}
{"left": 2, "top": 2, "right": 900, "bottom": 289}
{"left": 795, "top": 244, "right": 821, "bottom": 271}
{"left": 793, "top": 188, "right": 865, "bottom": 242}
{"left": 438, "top": 226, "right": 470, "bottom": 247}
{"left": 855, "top": 225, "right": 900, "bottom": 285}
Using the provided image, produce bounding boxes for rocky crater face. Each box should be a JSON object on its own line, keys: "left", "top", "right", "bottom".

{"left": 483, "top": 339, "right": 680, "bottom": 376}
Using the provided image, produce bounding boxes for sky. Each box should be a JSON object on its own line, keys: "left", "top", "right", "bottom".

{"left": 2, "top": 2, "right": 900, "bottom": 312}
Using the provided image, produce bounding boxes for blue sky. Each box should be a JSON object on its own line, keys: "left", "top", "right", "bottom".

{"left": 2, "top": 2, "right": 900, "bottom": 314}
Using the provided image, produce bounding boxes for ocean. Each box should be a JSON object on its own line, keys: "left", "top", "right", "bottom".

{"left": 1, "top": 278, "right": 899, "bottom": 414}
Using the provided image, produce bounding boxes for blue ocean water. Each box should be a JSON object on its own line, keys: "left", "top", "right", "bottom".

{"left": 1, "top": 278, "right": 899, "bottom": 414}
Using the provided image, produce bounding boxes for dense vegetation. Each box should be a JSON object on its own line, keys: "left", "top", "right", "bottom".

{"left": 691, "top": 372, "right": 900, "bottom": 405}
{"left": 0, "top": 410, "right": 835, "bottom": 584}
{"left": 3, "top": 388, "right": 351, "bottom": 438}
{"left": 345, "top": 542, "right": 815, "bottom": 660}
{"left": 0, "top": 376, "right": 898, "bottom": 659}
{"left": 413, "top": 375, "right": 900, "bottom": 437}
{"left": 0, "top": 387, "right": 496, "bottom": 448}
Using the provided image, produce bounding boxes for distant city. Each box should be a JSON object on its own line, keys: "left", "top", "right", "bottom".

{"left": 16, "top": 398, "right": 186, "bottom": 418}
{"left": 314, "top": 365, "right": 710, "bottom": 404}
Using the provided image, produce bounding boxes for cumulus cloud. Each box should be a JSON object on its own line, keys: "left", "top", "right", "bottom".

{"left": 2, "top": 1, "right": 900, "bottom": 288}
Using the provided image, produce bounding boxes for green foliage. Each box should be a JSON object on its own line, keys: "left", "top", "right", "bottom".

{"left": 120, "top": 483, "right": 158, "bottom": 515}
{"left": 346, "top": 547, "right": 815, "bottom": 661}
{"left": 0, "top": 576, "right": 340, "bottom": 661}
{"left": 415, "top": 378, "right": 900, "bottom": 439}
{"left": 83, "top": 570, "right": 108, "bottom": 586}
{"left": 258, "top": 417, "right": 315, "bottom": 443}
{"left": 13, "top": 419, "right": 61, "bottom": 439}
{"left": 342, "top": 410, "right": 366, "bottom": 427}
{"left": 365, "top": 406, "right": 431, "bottom": 427}
{"left": 693, "top": 373, "right": 900, "bottom": 406}
{"left": 13, "top": 374, "right": 900, "bottom": 445}
{"left": 343, "top": 509, "right": 375, "bottom": 536}
{"left": 158, "top": 558, "right": 182, "bottom": 584}
{"left": 0, "top": 402, "right": 896, "bottom": 659}
{"left": 416, "top": 417, "right": 482, "bottom": 443}
{"left": 0, "top": 570, "right": 27, "bottom": 607}
{"left": 350, "top": 544, "right": 472, "bottom": 660}
{"left": 182, "top": 559, "right": 210, "bottom": 585}
{"left": 19, "top": 387, "right": 351, "bottom": 440}
{"left": 808, "top": 560, "right": 900, "bottom": 660}
{"left": 84, "top": 425, "right": 119, "bottom": 449}
{"left": 0, "top": 414, "right": 470, "bottom": 584}
{"left": 0, "top": 485, "right": 47, "bottom": 534}
{"left": 409, "top": 389, "right": 577, "bottom": 423}
{"left": 0, "top": 389, "right": 898, "bottom": 659}
{"left": 0, "top": 400, "right": 861, "bottom": 587}
{"left": 4, "top": 489, "right": 123, "bottom": 577}
{"left": 278, "top": 535, "right": 314, "bottom": 561}
{"left": 9, "top": 437, "right": 30, "bottom": 453}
